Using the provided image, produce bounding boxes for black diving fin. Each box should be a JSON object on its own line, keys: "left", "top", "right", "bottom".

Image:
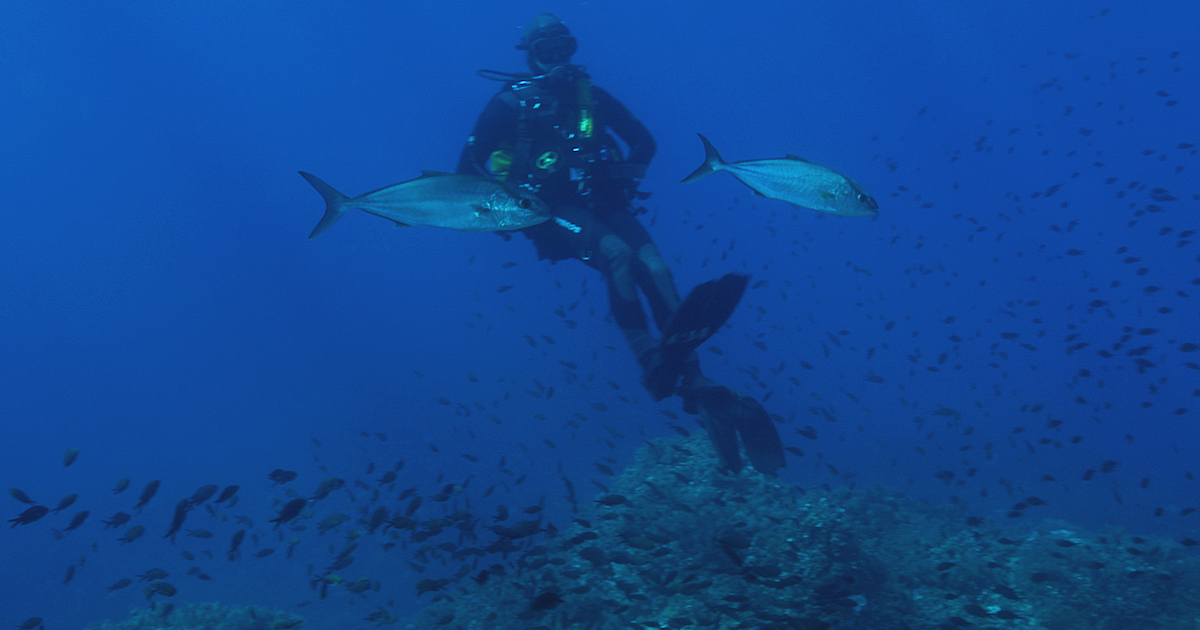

{"left": 687, "top": 385, "right": 786, "bottom": 476}
{"left": 644, "top": 273, "right": 750, "bottom": 401}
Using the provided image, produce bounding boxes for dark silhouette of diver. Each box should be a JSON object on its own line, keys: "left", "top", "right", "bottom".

{"left": 456, "top": 14, "right": 783, "bottom": 475}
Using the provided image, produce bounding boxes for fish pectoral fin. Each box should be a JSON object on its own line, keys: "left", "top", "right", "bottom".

{"left": 393, "top": 221, "right": 411, "bottom": 228}
{"left": 471, "top": 203, "right": 493, "bottom": 214}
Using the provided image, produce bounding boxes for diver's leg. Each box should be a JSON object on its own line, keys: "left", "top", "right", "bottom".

{"left": 603, "top": 211, "right": 710, "bottom": 390}
{"left": 600, "top": 211, "right": 682, "bottom": 330}
{"left": 522, "top": 203, "right": 659, "bottom": 366}
{"left": 635, "top": 243, "right": 682, "bottom": 331}
{"left": 632, "top": 241, "right": 715, "bottom": 388}
{"left": 592, "top": 232, "right": 659, "bottom": 368}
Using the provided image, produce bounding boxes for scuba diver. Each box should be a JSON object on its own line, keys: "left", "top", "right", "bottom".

{"left": 456, "top": 14, "right": 784, "bottom": 475}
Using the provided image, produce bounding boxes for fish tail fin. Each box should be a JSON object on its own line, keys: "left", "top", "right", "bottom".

{"left": 300, "top": 171, "right": 350, "bottom": 239}
{"left": 680, "top": 133, "right": 725, "bottom": 183}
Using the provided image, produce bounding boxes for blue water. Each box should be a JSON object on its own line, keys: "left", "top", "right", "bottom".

{"left": 1, "top": 1, "right": 1196, "bottom": 627}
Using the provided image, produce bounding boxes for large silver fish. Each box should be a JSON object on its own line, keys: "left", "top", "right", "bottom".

{"left": 300, "top": 171, "right": 551, "bottom": 239}
{"left": 681, "top": 134, "right": 878, "bottom": 217}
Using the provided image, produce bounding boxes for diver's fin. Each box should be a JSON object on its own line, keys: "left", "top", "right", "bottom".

{"left": 661, "top": 272, "right": 749, "bottom": 363}
{"left": 690, "top": 386, "right": 742, "bottom": 473}
{"left": 685, "top": 385, "right": 785, "bottom": 476}
{"left": 644, "top": 273, "right": 750, "bottom": 401}
{"left": 727, "top": 391, "right": 785, "bottom": 476}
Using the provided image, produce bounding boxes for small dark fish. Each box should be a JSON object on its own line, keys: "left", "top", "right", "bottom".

{"left": 270, "top": 498, "right": 307, "bottom": 530}
{"left": 494, "top": 519, "right": 541, "bottom": 539}
{"left": 415, "top": 578, "right": 449, "bottom": 595}
{"left": 189, "top": 484, "right": 219, "bottom": 506}
{"left": 214, "top": 485, "right": 239, "bottom": 504}
{"left": 269, "top": 469, "right": 298, "bottom": 486}
{"left": 9, "top": 488, "right": 36, "bottom": 505}
{"left": 717, "top": 533, "right": 752, "bottom": 550}
{"left": 102, "top": 512, "right": 131, "bottom": 529}
{"left": 254, "top": 548, "right": 276, "bottom": 558}
{"left": 16, "top": 619, "right": 42, "bottom": 630}
{"left": 164, "top": 499, "right": 192, "bottom": 543}
{"left": 595, "top": 495, "right": 627, "bottom": 506}
{"left": 145, "top": 581, "right": 177, "bottom": 598}
{"left": 311, "top": 477, "right": 345, "bottom": 500}
{"left": 64, "top": 510, "right": 90, "bottom": 532}
{"left": 133, "top": 480, "right": 161, "bottom": 513}
{"left": 119, "top": 525, "right": 146, "bottom": 544}
{"left": 9, "top": 505, "right": 49, "bottom": 527}
{"left": 228, "top": 529, "right": 247, "bottom": 560}
{"left": 105, "top": 577, "right": 133, "bottom": 591}
{"left": 138, "top": 568, "right": 169, "bottom": 581}
{"left": 185, "top": 529, "right": 213, "bottom": 539}
{"left": 367, "top": 506, "right": 388, "bottom": 533}
{"left": 63, "top": 447, "right": 80, "bottom": 467}
{"left": 52, "top": 493, "right": 78, "bottom": 513}
{"left": 994, "top": 585, "right": 1021, "bottom": 600}
{"left": 112, "top": 478, "right": 130, "bottom": 494}
{"left": 528, "top": 591, "right": 564, "bottom": 611}
{"left": 63, "top": 564, "right": 76, "bottom": 584}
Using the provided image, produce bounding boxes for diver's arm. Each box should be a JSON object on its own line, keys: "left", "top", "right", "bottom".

{"left": 594, "top": 86, "right": 656, "bottom": 167}
{"left": 455, "top": 95, "right": 519, "bottom": 176}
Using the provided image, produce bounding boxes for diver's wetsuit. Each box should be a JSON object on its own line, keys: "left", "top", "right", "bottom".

{"left": 456, "top": 67, "right": 684, "bottom": 376}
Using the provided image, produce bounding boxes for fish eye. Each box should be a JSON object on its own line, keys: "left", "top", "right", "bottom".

{"left": 518, "top": 198, "right": 531, "bottom": 209}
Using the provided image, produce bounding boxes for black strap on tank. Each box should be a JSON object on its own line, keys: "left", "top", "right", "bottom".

{"left": 497, "top": 82, "right": 537, "bottom": 184}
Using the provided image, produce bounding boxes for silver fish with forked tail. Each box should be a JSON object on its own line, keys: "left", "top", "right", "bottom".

{"left": 300, "top": 171, "right": 550, "bottom": 238}
{"left": 681, "top": 134, "right": 878, "bottom": 217}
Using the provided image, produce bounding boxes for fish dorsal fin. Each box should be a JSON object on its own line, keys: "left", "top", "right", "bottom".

{"left": 419, "top": 170, "right": 456, "bottom": 178}
{"left": 785, "top": 154, "right": 814, "bottom": 163}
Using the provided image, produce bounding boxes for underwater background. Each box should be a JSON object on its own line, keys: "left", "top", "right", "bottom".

{"left": 1, "top": 1, "right": 1197, "bottom": 628}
